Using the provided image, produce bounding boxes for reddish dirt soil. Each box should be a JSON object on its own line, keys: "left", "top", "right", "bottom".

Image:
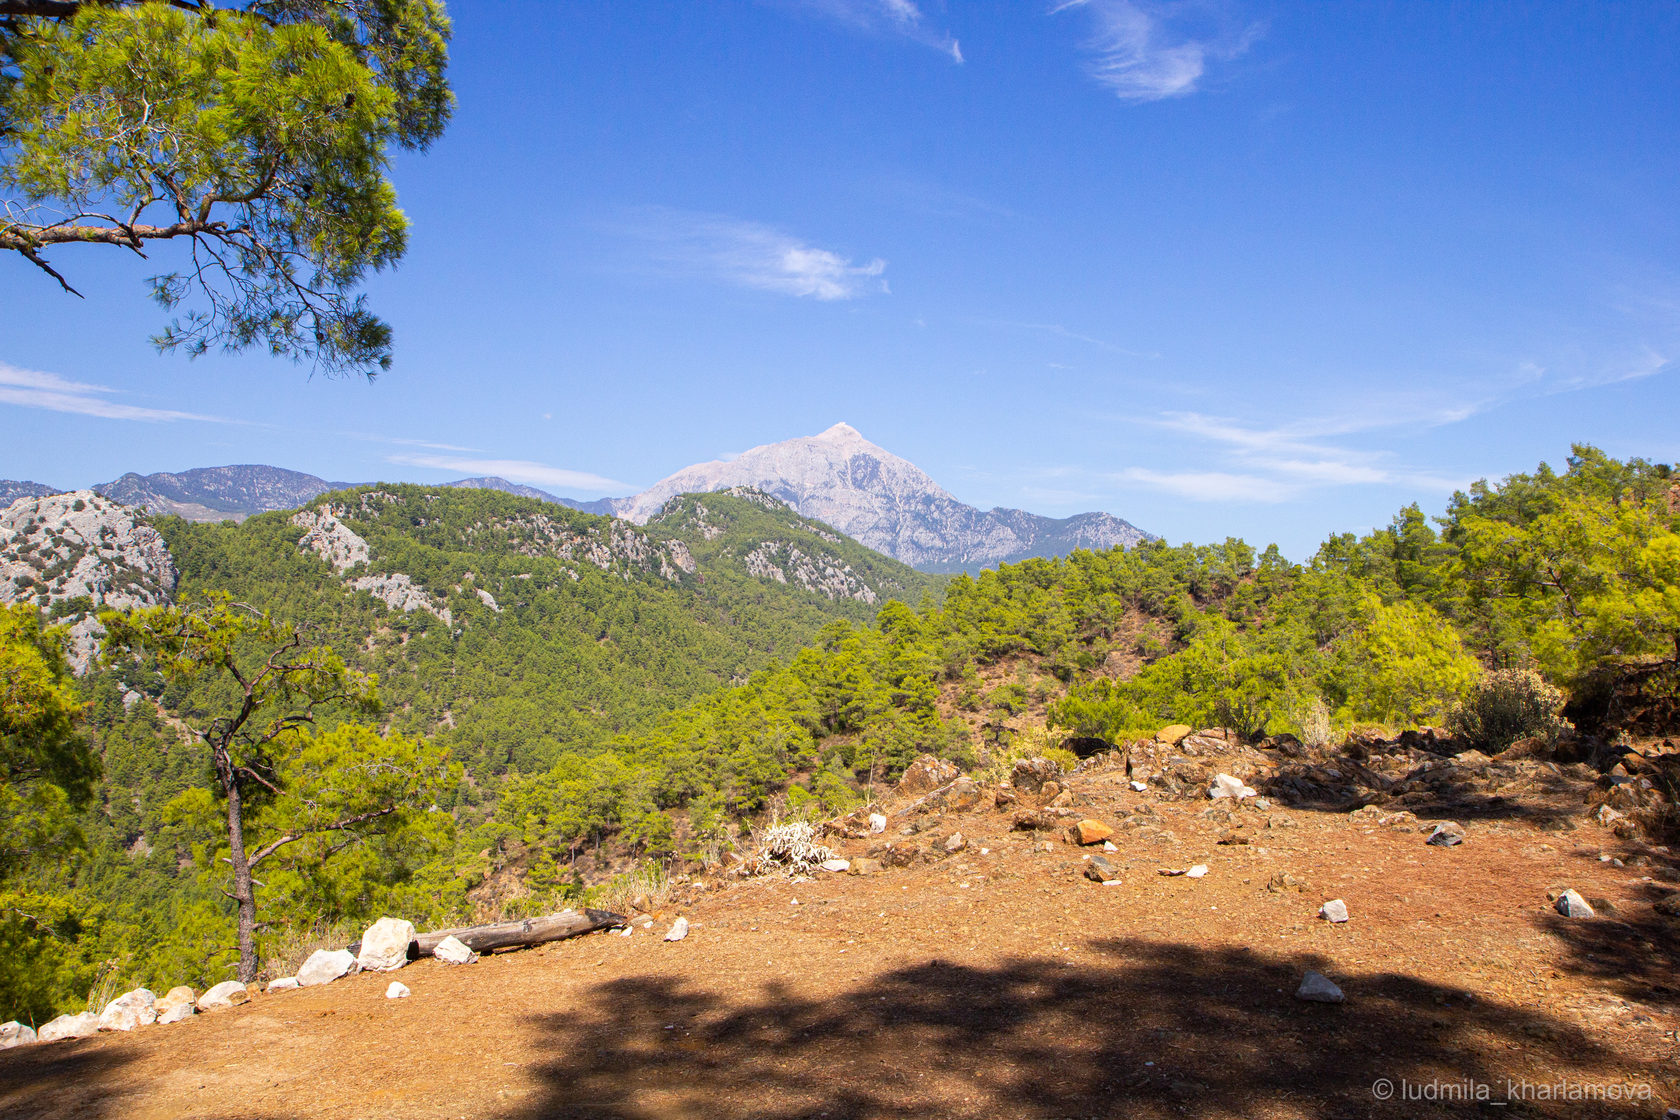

{"left": 2, "top": 765, "right": 1677, "bottom": 1120}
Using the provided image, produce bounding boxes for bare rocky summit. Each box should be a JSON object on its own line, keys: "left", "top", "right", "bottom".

{"left": 0, "top": 491, "right": 179, "bottom": 669}
{"left": 96, "top": 465, "right": 345, "bottom": 522}
{"left": 608, "top": 423, "right": 1150, "bottom": 572}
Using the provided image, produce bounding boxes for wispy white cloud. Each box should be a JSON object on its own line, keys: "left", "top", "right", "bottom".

{"left": 1053, "top": 0, "right": 1260, "bottom": 103}
{"left": 342, "top": 431, "right": 481, "bottom": 454}
{"left": 787, "top": 0, "right": 963, "bottom": 61}
{"left": 0, "top": 362, "right": 229, "bottom": 423}
{"left": 623, "top": 209, "right": 888, "bottom": 301}
{"left": 984, "top": 317, "right": 1161, "bottom": 359}
{"left": 1115, "top": 466, "right": 1294, "bottom": 503}
{"left": 388, "top": 453, "right": 630, "bottom": 495}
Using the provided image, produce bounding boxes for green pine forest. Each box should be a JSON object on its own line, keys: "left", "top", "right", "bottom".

{"left": 3, "top": 446, "right": 1677, "bottom": 1022}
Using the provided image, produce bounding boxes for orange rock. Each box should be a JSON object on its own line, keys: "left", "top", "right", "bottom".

{"left": 1157, "top": 724, "right": 1193, "bottom": 745}
{"left": 1075, "top": 819, "right": 1114, "bottom": 845}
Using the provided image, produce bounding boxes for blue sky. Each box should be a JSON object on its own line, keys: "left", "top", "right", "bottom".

{"left": 4, "top": 1, "right": 1678, "bottom": 558}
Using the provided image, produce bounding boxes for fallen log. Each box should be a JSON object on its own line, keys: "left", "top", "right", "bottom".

{"left": 410, "top": 908, "right": 627, "bottom": 957}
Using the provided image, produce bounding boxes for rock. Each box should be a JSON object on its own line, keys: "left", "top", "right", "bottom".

{"left": 1426, "top": 822, "right": 1465, "bottom": 847}
{"left": 1320, "top": 899, "right": 1350, "bottom": 923}
{"left": 1654, "top": 893, "right": 1680, "bottom": 918}
{"left": 868, "top": 812, "right": 887, "bottom": 834}
{"left": 197, "top": 980, "right": 251, "bottom": 1010}
{"left": 1185, "top": 864, "right": 1208, "bottom": 879}
{"left": 97, "top": 988, "right": 157, "bottom": 1032}
{"left": 664, "top": 917, "right": 689, "bottom": 942}
{"left": 849, "top": 857, "right": 886, "bottom": 876}
{"left": 266, "top": 978, "right": 299, "bottom": 992}
{"left": 433, "top": 935, "right": 478, "bottom": 964}
{"left": 1157, "top": 724, "right": 1192, "bottom": 745}
{"left": 153, "top": 986, "right": 197, "bottom": 1023}
{"left": 1102, "top": 840, "right": 1118, "bottom": 852}
{"left": 297, "top": 948, "right": 358, "bottom": 987}
{"left": 1209, "top": 773, "right": 1257, "bottom": 800}
{"left": 1296, "top": 971, "right": 1345, "bottom": 1003}
{"left": 1084, "top": 855, "right": 1123, "bottom": 883}
{"left": 1129, "top": 780, "right": 1147, "bottom": 792}
{"left": 1010, "top": 756, "right": 1061, "bottom": 795}
{"left": 897, "top": 754, "right": 961, "bottom": 795}
{"left": 38, "top": 1012, "right": 99, "bottom": 1042}
{"left": 1216, "top": 827, "right": 1251, "bottom": 845}
{"left": 943, "top": 832, "right": 967, "bottom": 853}
{"left": 385, "top": 981, "right": 411, "bottom": 999}
{"left": 0, "top": 1021, "right": 36, "bottom": 1048}
{"left": 1266, "top": 871, "right": 1304, "bottom": 893}
{"left": 1555, "top": 889, "right": 1595, "bottom": 918}
{"left": 1074, "top": 819, "right": 1114, "bottom": 845}
{"left": 1593, "top": 804, "right": 1625, "bottom": 826}
{"left": 819, "top": 858, "right": 852, "bottom": 873}
{"left": 919, "top": 777, "right": 982, "bottom": 813}
{"left": 357, "top": 916, "right": 416, "bottom": 972}
{"left": 1011, "top": 809, "right": 1073, "bottom": 832}
{"left": 1038, "top": 781, "right": 1062, "bottom": 802}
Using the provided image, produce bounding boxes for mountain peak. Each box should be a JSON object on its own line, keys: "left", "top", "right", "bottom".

{"left": 816, "top": 422, "right": 863, "bottom": 441}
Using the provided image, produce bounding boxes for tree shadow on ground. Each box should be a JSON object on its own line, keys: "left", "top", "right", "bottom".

{"left": 499, "top": 938, "right": 1671, "bottom": 1120}
{"left": 0, "top": 1037, "right": 136, "bottom": 1120}
{"left": 1532, "top": 884, "right": 1680, "bottom": 1013}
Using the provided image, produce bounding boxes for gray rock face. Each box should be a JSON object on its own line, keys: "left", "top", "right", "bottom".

{"left": 297, "top": 948, "right": 358, "bottom": 987}
{"left": 38, "top": 1011, "right": 99, "bottom": 1042}
{"left": 346, "top": 572, "right": 453, "bottom": 624}
{"left": 742, "top": 540, "right": 879, "bottom": 603}
{"left": 1295, "top": 970, "right": 1345, "bottom": 1003}
{"left": 1320, "top": 899, "right": 1350, "bottom": 923}
{"left": 0, "top": 1021, "right": 37, "bottom": 1048}
{"left": 0, "top": 491, "right": 179, "bottom": 671}
{"left": 608, "top": 424, "right": 1149, "bottom": 571}
{"left": 432, "top": 935, "right": 476, "bottom": 965}
{"left": 1555, "top": 889, "right": 1596, "bottom": 918}
{"left": 357, "top": 917, "right": 415, "bottom": 972}
{"left": 97, "top": 988, "right": 156, "bottom": 1031}
{"left": 0, "top": 480, "right": 57, "bottom": 507}
{"left": 197, "top": 980, "right": 250, "bottom": 1010}
{"left": 95, "top": 465, "right": 341, "bottom": 522}
{"left": 291, "top": 507, "right": 371, "bottom": 571}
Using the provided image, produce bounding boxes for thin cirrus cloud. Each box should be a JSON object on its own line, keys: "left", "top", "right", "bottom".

{"left": 1052, "top": 0, "right": 1261, "bottom": 103}
{"left": 387, "top": 453, "right": 630, "bottom": 495}
{"left": 0, "top": 361, "right": 228, "bottom": 423}
{"left": 622, "top": 209, "right": 889, "bottom": 301}
{"left": 785, "top": 0, "right": 963, "bottom": 62}
{"left": 1111, "top": 410, "right": 1469, "bottom": 503}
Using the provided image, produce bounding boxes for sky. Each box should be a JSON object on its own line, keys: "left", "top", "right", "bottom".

{"left": 4, "top": 0, "right": 1679, "bottom": 559}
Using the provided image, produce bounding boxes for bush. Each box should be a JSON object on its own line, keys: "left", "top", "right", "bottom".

{"left": 1446, "top": 669, "right": 1570, "bottom": 753}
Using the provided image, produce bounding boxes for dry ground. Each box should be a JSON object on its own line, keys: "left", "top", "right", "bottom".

{"left": 3, "top": 763, "right": 1678, "bottom": 1120}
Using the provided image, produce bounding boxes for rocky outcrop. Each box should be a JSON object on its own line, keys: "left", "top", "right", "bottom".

{"left": 291, "top": 508, "right": 371, "bottom": 571}
{"left": 0, "top": 491, "right": 179, "bottom": 671}
{"left": 347, "top": 573, "right": 452, "bottom": 624}
{"left": 742, "top": 541, "right": 879, "bottom": 604}
{"left": 484, "top": 510, "right": 697, "bottom": 581}
{"left": 95, "top": 465, "right": 343, "bottom": 522}
{"left": 607, "top": 423, "right": 1150, "bottom": 572}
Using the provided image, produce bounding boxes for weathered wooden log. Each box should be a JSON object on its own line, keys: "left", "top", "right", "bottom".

{"left": 411, "top": 908, "right": 626, "bottom": 957}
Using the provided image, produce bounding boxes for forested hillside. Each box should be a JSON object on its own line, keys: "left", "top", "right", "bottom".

{"left": 2, "top": 446, "right": 1674, "bottom": 1025}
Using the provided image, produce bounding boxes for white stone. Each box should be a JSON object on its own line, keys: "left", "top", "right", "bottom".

{"left": 266, "top": 977, "right": 300, "bottom": 992}
{"left": 97, "top": 988, "right": 156, "bottom": 1031}
{"left": 1320, "top": 899, "right": 1350, "bottom": 923}
{"left": 0, "top": 1021, "right": 36, "bottom": 1048}
{"left": 819, "top": 858, "right": 851, "bottom": 873}
{"left": 1186, "top": 864, "right": 1209, "bottom": 879}
{"left": 1102, "top": 841, "right": 1118, "bottom": 852}
{"left": 1295, "top": 970, "right": 1345, "bottom": 1003}
{"left": 38, "top": 1012, "right": 99, "bottom": 1042}
{"left": 944, "top": 832, "right": 966, "bottom": 853}
{"left": 868, "top": 812, "right": 887, "bottom": 835}
{"left": 1208, "top": 773, "right": 1257, "bottom": 800}
{"left": 1130, "top": 780, "right": 1148, "bottom": 792}
{"left": 1556, "top": 889, "right": 1596, "bottom": 918}
{"left": 154, "top": 986, "right": 197, "bottom": 1023}
{"left": 197, "top": 980, "right": 250, "bottom": 1011}
{"left": 357, "top": 916, "right": 416, "bottom": 972}
{"left": 664, "top": 917, "right": 689, "bottom": 942}
{"left": 385, "top": 981, "right": 411, "bottom": 999}
{"left": 433, "top": 935, "right": 477, "bottom": 965}
{"left": 297, "top": 948, "right": 358, "bottom": 987}
{"left": 619, "top": 925, "right": 634, "bottom": 937}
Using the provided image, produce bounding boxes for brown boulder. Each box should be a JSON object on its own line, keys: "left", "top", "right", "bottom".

{"left": 1084, "top": 856, "right": 1122, "bottom": 884}
{"left": 849, "top": 857, "right": 886, "bottom": 876}
{"left": 897, "top": 755, "right": 961, "bottom": 796}
{"left": 1010, "top": 756, "right": 1061, "bottom": 795}
{"left": 1073, "top": 819, "right": 1114, "bottom": 845}
{"left": 1157, "top": 724, "right": 1192, "bottom": 746}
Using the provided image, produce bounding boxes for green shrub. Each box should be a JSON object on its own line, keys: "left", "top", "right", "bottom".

{"left": 1446, "top": 669, "right": 1570, "bottom": 752}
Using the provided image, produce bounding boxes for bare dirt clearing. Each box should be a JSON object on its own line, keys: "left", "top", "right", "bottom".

{"left": 3, "top": 753, "right": 1677, "bottom": 1120}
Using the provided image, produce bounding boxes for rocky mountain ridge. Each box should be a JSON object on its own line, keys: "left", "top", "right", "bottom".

{"left": 608, "top": 423, "right": 1151, "bottom": 573}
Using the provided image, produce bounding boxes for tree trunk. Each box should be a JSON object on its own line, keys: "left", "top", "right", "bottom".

{"left": 216, "top": 744, "right": 260, "bottom": 983}
{"left": 412, "top": 909, "right": 624, "bottom": 956}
